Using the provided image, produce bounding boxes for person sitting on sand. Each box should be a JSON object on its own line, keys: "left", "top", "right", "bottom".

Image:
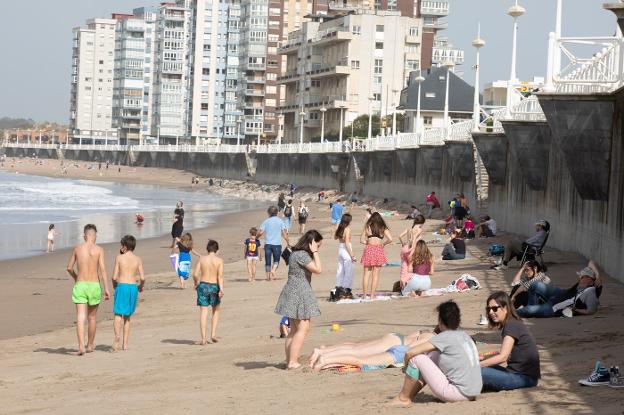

{"left": 111, "top": 235, "right": 145, "bottom": 352}
{"left": 193, "top": 240, "right": 224, "bottom": 345}
{"left": 311, "top": 331, "right": 435, "bottom": 372}
{"left": 509, "top": 261, "right": 551, "bottom": 309}
{"left": 441, "top": 229, "right": 466, "bottom": 261}
{"left": 401, "top": 240, "right": 434, "bottom": 297}
{"left": 493, "top": 220, "right": 548, "bottom": 270}
{"left": 66, "top": 224, "right": 111, "bottom": 356}
{"left": 476, "top": 215, "right": 496, "bottom": 238}
{"left": 480, "top": 291, "right": 540, "bottom": 391}
{"left": 517, "top": 261, "right": 602, "bottom": 318}
{"left": 389, "top": 300, "right": 482, "bottom": 406}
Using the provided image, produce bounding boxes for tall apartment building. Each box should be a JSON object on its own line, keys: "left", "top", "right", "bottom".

{"left": 151, "top": 3, "right": 190, "bottom": 143}
{"left": 278, "top": 10, "right": 422, "bottom": 142}
{"left": 70, "top": 18, "right": 119, "bottom": 143}
{"left": 112, "top": 8, "right": 157, "bottom": 144}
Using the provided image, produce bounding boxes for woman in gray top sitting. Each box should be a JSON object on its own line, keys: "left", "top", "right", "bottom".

{"left": 390, "top": 300, "right": 482, "bottom": 406}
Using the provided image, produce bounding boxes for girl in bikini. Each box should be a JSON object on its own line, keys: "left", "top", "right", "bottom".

{"left": 360, "top": 212, "right": 393, "bottom": 299}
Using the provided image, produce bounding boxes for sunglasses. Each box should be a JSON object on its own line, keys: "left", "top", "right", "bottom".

{"left": 486, "top": 306, "right": 501, "bottom": 313}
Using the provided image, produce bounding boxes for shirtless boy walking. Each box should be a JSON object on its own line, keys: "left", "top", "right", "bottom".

{"left": 66, "top": 224, "right": 110, "bottom": 355}
{"left": 112, "top": 235, "right": 145, "bottom": 352}
{"left": 193, "top": 240, "right": 224, "bottom": 345}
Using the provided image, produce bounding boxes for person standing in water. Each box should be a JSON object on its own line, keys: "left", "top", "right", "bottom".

{"left": 170, "top": 201, "right": 185, "bottom": 248}
{"left": 46, "top": 224, "right": 60, "bottom": 253}
{"left": 66, "top": 224, "right": 110, "bottom": 356}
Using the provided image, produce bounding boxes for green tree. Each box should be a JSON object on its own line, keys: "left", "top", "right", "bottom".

{"left": 343, "top": 114, "right": 380, "bottom": 139}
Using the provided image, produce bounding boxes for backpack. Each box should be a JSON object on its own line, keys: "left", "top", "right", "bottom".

{"left": 299, "top": 207, "right": 308, "bottom": 219}
{"left": 284, "top": 205, "right": 292, "bottom": 217}
{"left": 489, "top": 243, "right": 505, "bottom": 256}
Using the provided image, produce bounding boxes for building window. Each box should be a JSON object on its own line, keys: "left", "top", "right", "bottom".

{"left": 373, "top": 93, "right": 381, "bottom": 101}
{"left": 409, "top": 27, "right": 419, "bottom": 37}
{"left": 374, "top": 59, "right": 383, "bottom": 74}
{"left": 406, "top": 60, "right": 419, "bottom": 70}
{"left": 351, "top": 25, "right": 361, "bottom": 34}
{"left": 376, "top": 25, "right": 384, "bottom": 32}
{"left": 375, "top": 42, "right": 383, "bottom": 50}
{"left": 424, "top": 116, "right": 432, "bottom": 125}
{"left": 351, "top": 60, "right": 360, "bottom": 69}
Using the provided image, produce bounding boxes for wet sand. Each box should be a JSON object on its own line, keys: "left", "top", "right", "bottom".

{"left": 0, "top": 157, "right": 623, "bottom": 414}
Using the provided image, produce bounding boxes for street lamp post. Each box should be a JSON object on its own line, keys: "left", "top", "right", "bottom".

{"left": 339, "top": 105, "right": 346, "bottom": 150}
{"left": 415, "top": 74, "right": 425, "bottom": 135}
{"left": 299, "top": 108, "right": 305, "bottom": 145}
{"left": 39, "top": 130, "right": 42, "bottom": 146}
{"left": 392, "top": 89, "right": 399, "bottom": 137}
{"left": 367, "top": 96, "right": 374, "bottom": 141}
{"left": 320, "top": 107, "right": 327, "bottom": 143}
{"left": 443, "top": 61, "right": 455, "bottom": 139}
{"left": 472, "top": 24, "right": 485, "bottom": 132}
{"left": 236, "top": 117, "right": 241, "bottom": 149}
{"left": 506, "top": 0, "right": 525, "bottom": 115}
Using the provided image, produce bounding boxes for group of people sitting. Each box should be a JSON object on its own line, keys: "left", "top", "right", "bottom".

{"left": 311, "top": 293, "right": 541, "bottom": 405}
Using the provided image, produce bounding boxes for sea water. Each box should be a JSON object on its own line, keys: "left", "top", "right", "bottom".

{"left": 0, "top": 171, "right": 258, "bottom": 260}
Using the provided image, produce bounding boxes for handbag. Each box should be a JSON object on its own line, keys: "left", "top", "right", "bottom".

{"left": 281, "top": 247, "right": 292, "bottom": 265}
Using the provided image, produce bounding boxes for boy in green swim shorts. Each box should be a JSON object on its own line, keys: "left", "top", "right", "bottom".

{"left": 67, "top": 224, "right": 110, "bottom": 356}
{"left": 111, "top": 235, "right": 145, "bottom": 352}
{"left": 193, "top": 240, "right": 224, "bottom": 345}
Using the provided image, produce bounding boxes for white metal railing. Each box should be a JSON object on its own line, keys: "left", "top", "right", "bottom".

{"left": 547, "top": 34, "right": 624, "bottom": 94}
{"left": 508, "top": 95, "right": 547, "bottom": 122}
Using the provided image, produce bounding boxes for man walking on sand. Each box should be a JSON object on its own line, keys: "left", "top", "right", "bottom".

{"left": 66, "top": 224, "right": 110, "bottom": 355}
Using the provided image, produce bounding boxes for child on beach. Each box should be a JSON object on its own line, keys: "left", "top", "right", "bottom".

{"left": 46, "top": 224, "right": 60, "bottom": 253}
{"left": 193, "top": 240, "right": 224, "bottom": 345}
{"left": 172, "top": 232, "right": 200, "bottom": 289}
{"left": 111, "top": 235, "right": 145, "bottom": 352}
{"left": 244, "top": 227, "right": 262, "bottom": 282}
{"left": 279, "top": 316, "right": 290, "bottom": 338}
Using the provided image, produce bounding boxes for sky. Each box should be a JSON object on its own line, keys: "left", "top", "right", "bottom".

{"left": 0, "top": 0, "right": 615, "bottom": 123}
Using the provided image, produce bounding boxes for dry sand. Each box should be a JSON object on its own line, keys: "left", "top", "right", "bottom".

{"left": 0, "top": 157, "right": 623, "bottom": 414}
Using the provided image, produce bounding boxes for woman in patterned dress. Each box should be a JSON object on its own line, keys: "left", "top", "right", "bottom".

{"left": 274, "top": 230, "right": 324, "bottom": 369}
{"left": 360, "top": 212, "right": 393, "bottom": 299}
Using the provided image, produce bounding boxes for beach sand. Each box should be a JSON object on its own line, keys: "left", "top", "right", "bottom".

{"left": 0, "top": 158, "right": 623, "bottom": 414}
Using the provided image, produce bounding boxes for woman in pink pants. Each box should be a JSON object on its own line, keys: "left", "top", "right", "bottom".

{"left": 389, "top": 300, "right": 482, "bottom": 406}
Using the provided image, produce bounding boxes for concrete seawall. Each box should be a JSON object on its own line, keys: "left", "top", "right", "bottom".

{"left": 474, "top": 90, "right": 623, "bottom": 282}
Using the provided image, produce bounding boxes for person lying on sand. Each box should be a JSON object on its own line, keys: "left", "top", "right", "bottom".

{"left": 310, "top": 330, "right": 435, "bottom": 372}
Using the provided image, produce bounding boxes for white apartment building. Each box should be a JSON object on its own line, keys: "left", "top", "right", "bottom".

{"left": 151, "top": 3, "right": 190, "bottom": 143}
{"left": 70, "top": 18, "right": 118, "bottom": 144}
{"left": 278, "top": 10, "right": 422, "bottom": 142}
{"left": 112, "top": 9, "right": 157, "bottom": 145}
{"left": 186, "top": 0, "right": 231, "bottom": 143}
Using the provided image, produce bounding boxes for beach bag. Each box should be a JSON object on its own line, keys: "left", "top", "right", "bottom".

{"left": 489, "top": 243, "right": 505, "bottom": 256}
{"left": 281, "top": 247, "right": 292, "bottom": 265}
{"left": 460, "top": 273, "right": 481, "bottom": 290}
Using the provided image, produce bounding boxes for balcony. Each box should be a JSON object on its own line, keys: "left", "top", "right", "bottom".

{"left": 245, "top": 88, "right": 265, "bottom": 97}
{"left": 303, "top": 118, "right": 321, "bottom": 128}
{"left": 307, "top": 61, "right": 350, "bottom": 79}
{"left": 309, "top": 28, "right": 353, "bottom": 47}
{"left": 246, "top": 62, "right": 266, "bottom": 71}
{"left": 423, "top": 19, "right": 448, "bottom": 30}
{"left": 420, "top": 1, "right": 449, "bottom": 16}
{"left": 246, "top": 77, "right": 266, "bottom": 84}
{"left": 277, "top": 70, "right": 300, "bottom": 83}
{"left": 432, "top": 47, "right": 465, "bottom": 65}
{"left": 278, "top": 38, "right": 303, "bottom": 55}
{"left": 279, "top": 94, "right": 349, "bottom": 112}
{"left": 405, "top": 34, "right": 420, "bottom": 44}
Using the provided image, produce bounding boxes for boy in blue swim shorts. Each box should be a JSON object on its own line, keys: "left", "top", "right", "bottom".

{"left": 111, "top": 235, "right": 145, "bottom": 352}
{"left": 193, "top": 240, "right": 224, "bottom": 345}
